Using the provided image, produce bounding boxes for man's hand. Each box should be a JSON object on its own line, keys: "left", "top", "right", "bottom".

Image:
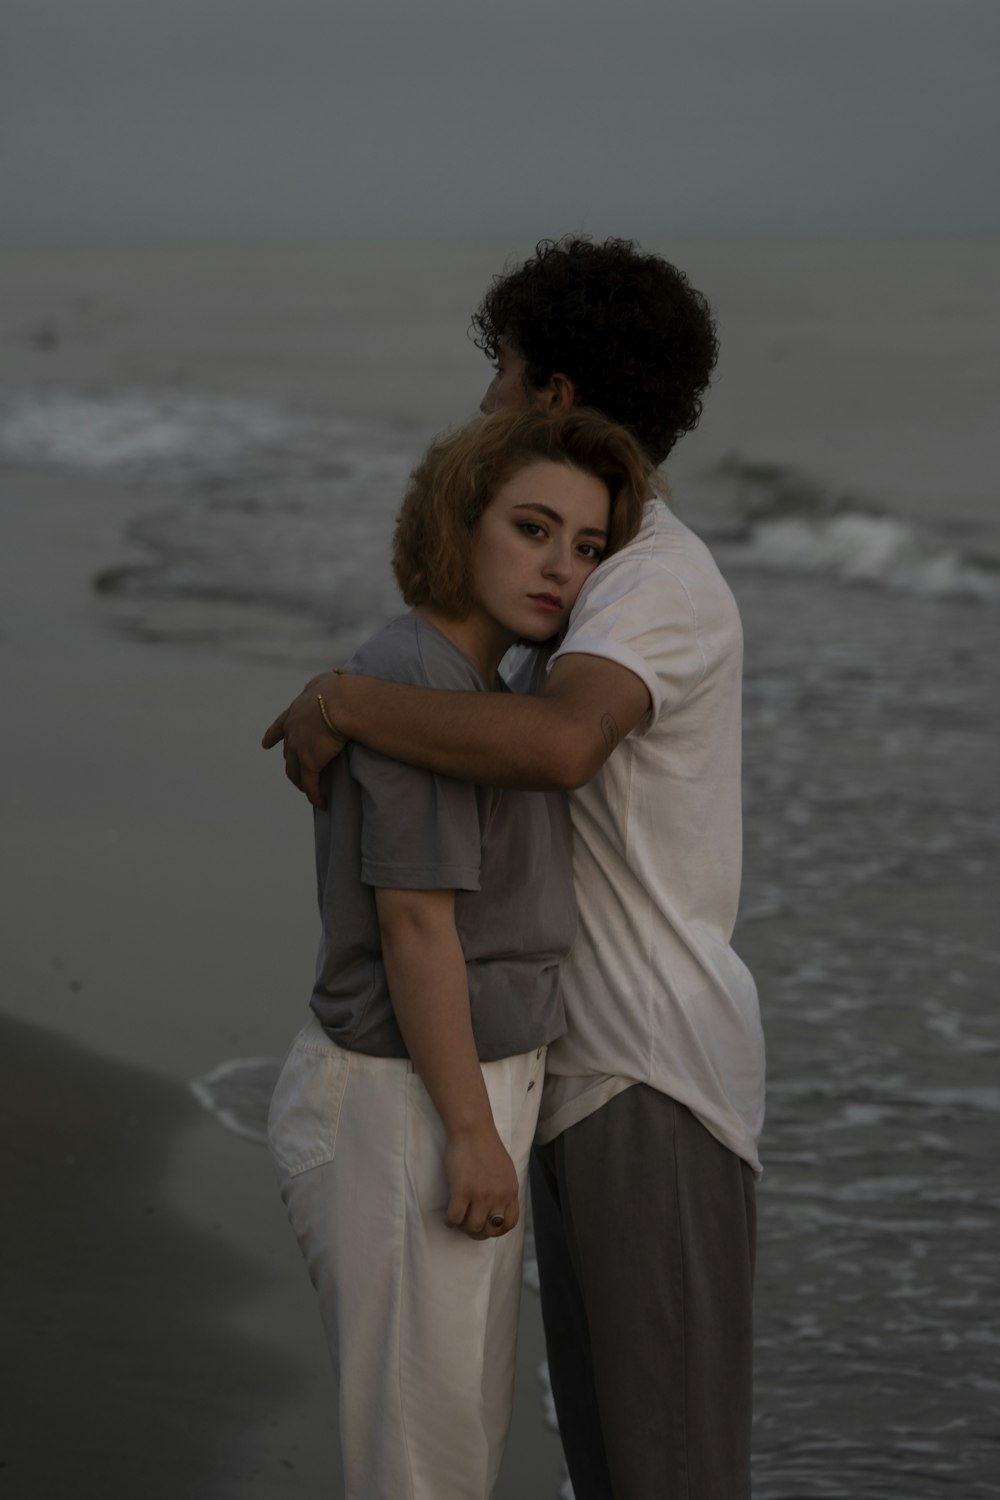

{"left": 261, "top": 670, "right": 347, "bottom": 809}
{"left": 444, "top": 1127, "right": 520, "bottom": 1240}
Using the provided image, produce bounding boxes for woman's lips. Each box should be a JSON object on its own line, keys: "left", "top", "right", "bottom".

{"left": 528, "top": 593, "right": 563, "bottom": 613}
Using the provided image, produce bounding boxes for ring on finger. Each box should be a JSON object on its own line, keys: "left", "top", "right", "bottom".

{"left": 488, "top": 1213, "right": 505, "bottom": 1229}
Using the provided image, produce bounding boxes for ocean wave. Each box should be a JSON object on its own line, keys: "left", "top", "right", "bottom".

{"left": 0, "top": 389, "right": 298, "bottom": 472}
{"left": 1, "top": 383, "right": 420, "bottom": 662}
{"left": 703, "top": 455, "right": 1000, "bottom": 605}
{"left": 4, "top": 388, "right": 998, "bottom": 642}
{"left": 739, "top": 512, "right": 1000, "bottom": 603}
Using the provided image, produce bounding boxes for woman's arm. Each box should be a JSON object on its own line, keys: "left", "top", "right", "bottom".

{"left": 375, "top": 885, "right": 519, "bottom": 1239}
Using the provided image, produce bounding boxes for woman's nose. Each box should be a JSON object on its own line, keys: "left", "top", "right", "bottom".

{"left": 543, "top": 546, "right": 573, "bottom": 582}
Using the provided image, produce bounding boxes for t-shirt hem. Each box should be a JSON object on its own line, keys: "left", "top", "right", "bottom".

{"left": 535, "top": 1075, "right": 638, "bottom": 1145}
{"left": 541, "top": 1067, "right": 763, "bottom": 1176}
{"left": 360, "top": 861, "right": 481, "bottom": 891}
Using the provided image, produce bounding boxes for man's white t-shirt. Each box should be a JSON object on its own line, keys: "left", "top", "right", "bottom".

{"left": 515, "top": 497, "right": 765, "bottom": 1174}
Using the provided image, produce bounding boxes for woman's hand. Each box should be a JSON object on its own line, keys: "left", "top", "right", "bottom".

{"left": 444, "top": 1126, "right": 520, "bottom": 1240}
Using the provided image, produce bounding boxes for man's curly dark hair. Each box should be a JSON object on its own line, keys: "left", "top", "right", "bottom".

{"left": 471, "top": 236, "right": 719, "bottom": 466}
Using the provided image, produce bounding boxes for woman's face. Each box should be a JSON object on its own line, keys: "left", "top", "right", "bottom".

{"left": 469, "top": 459, "right": 610, "bottom": 643}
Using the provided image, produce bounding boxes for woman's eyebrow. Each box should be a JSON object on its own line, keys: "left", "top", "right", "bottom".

{"left": 511, "top": 502, "right": 608, "bottom": 539}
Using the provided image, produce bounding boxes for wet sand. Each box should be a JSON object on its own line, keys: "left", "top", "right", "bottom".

{"left": 1, "top": 1014, "right": 329, "bottom": 1497}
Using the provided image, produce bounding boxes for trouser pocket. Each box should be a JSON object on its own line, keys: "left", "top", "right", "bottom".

{"left": 266, "top": 1020, "right": 352, "bottom": 1177}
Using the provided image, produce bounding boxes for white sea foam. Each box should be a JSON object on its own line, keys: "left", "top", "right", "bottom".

{"left": 739, "top": 512, "right": 1000, "bottom": 603}
{"left": 0, "top": 390, "right": 296, "bottom": 470}
{"left": 189, "top": 1056, "right": 282, "bottom": 1144}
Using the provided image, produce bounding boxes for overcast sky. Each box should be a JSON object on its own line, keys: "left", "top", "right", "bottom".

{"left": 1, "top": 0, "right": 998, "bottom": 248}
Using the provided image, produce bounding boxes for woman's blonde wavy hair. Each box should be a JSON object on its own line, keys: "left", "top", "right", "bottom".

{"left": 392, "top": 408, "right": 651, "bottom": 616}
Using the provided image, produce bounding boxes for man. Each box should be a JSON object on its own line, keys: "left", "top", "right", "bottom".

{"left": 264, "top": 236, "right": 765, "bottom": 1499}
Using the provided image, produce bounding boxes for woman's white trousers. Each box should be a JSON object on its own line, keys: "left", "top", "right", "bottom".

{"left": 267, "top": 1018, "right": 545, "bottom": 1500}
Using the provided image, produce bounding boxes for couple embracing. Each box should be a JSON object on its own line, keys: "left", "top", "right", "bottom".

{"left": 263, "top": 237, "right": 765, "bottom": 1500}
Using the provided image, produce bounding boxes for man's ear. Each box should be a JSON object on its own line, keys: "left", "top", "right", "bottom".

{"left": 535, "top": 371, "right": 576, "bottom": 414}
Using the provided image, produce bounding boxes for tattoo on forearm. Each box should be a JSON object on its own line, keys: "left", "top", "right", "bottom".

{"left": 600, "top": 713, "right": 620, "bottom": 757}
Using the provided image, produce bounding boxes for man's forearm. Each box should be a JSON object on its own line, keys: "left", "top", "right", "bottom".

{"left": 262, "top": 652, "right": 647, "bottom": 807}
{"left": 332, "top": 672, "right": 594, "bottom": 790}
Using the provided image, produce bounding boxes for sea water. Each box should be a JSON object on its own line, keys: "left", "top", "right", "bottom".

{"left": 2, "top": 240, "right": 997, "bottom": 1497}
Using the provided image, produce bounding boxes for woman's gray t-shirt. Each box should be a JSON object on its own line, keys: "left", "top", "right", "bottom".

{"left": 309, "top": 613, "right": 574, "bottom": 1062}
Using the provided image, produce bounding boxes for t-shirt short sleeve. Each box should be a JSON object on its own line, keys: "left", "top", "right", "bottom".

{"left": 345, "top": 614, "right": 493, "bottom": 892}
{"left": 548, "top": 553, "right": 706, "bottom": 729}
{"left": 349, "top": 743, "right": 485, "bottom": 891}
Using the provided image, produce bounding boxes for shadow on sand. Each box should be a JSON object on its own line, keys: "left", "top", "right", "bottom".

{"left": 0, "top": 1013, "right": 312, "bottom": 1498}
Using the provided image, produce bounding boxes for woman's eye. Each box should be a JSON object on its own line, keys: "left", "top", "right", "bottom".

{"left": 517, "top": 522, "right": 545, "bottom": 538}
{"left": 578, "top": 544, "right": 604, "bottom": 561}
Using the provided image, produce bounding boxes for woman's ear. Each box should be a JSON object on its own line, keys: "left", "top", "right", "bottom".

{"left": 534, "top": 371, "right": 576, "bottom": 415}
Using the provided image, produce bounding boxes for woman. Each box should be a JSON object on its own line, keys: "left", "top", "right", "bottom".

{"left": 266, "top": 407, "right": 649, "bottom": 1499}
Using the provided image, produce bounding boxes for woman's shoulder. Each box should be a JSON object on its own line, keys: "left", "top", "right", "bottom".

{"left": 347, "top": 612, "right": 487, "bottom": 691}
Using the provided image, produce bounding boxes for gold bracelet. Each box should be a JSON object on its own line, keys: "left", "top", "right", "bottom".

{"left": 317, "top": 694, "right": 338, "bottom": 734}
{"left": 317, "top": 671, "right": 343, "bottom": 736}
